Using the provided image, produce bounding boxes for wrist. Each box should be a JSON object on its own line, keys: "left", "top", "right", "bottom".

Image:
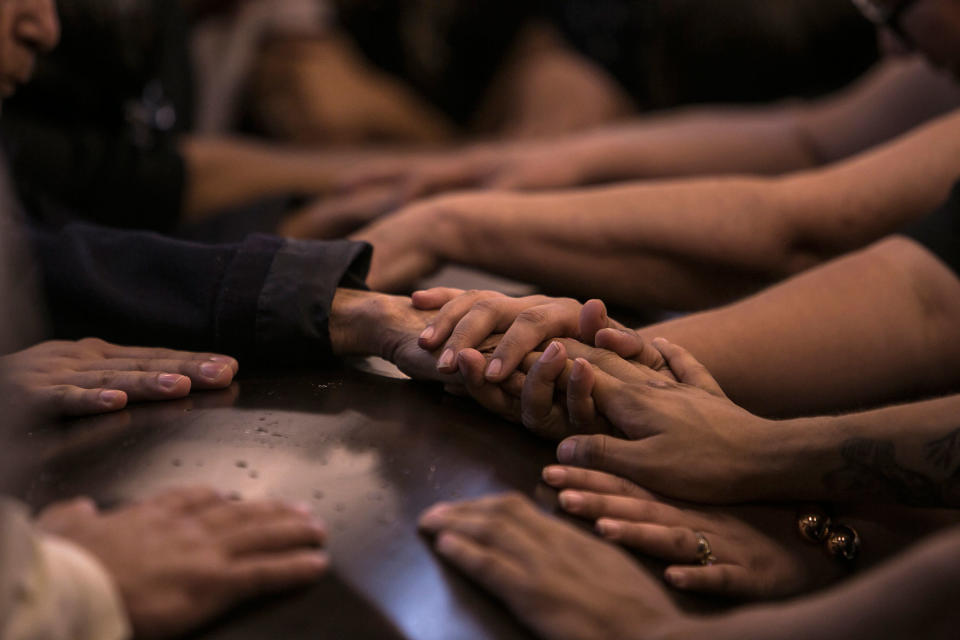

{"left": 751, "top": 415, "right": 843, "bottom": 501}
{"left": 329, "top": 289, "right": 379, "bottom": 357}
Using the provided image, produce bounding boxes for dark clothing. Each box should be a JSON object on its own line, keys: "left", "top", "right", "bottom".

{"left": 336, "top": 0, "right": 878, "bottom": 124}
{"left": 550, "top": 0, "right": 878, "bottom": 109}
{"left": 1, "top": 0, "right": 193, "bottom": 231}
{"left": 32, "top": 224, "right": 371, "bottom": 363}
{"left": 333, "top": 0, "right": 533, "bottom": 126}
{"left": 907, "top": 182, "right": 960, "bottom": 278}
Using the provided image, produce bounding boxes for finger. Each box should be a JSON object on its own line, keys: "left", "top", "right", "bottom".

{"left": 459, "top": 350, "right": 522, "bottom": 422}
{"left": 418, "top": 509, "right": 533, "bottom": 556}
{"left": 594, "top": 329, "right": 670, "bottom": 376}
{"left": 222, "top": 518, "right": 327, "bottom": 556}
{"left": 520, "top": 342, "right": 572, "bottom": 439}
{"left": 34, "top": 385, "right": 128, "bottom": 417}
{"left": 556, "top": 341, "right": 652, "bottom": 383}
{"left": 578, "top": 299, "right": 612, "bottom": 344}
{"left": 426, "top": 292, "right": 507, "bottom": 368}
{"left": 412, "top": 287, "right": 465, "bottom": 311}
{"left": 540, "top": 466, "right": 655, "bottom": 500}
{"left": 36, "top": 496, "right": 99, "bottom": 532}
{"left": 227, "top": 551, "right": 329, "bottom": 599}
{"left": 664, "top": 564, "right": 754, "bottom": 598}
{"left": 419, "top": 493, "right": 538, "bottom": 531}
{"left": 652, "top": 338, "right": 725, "bottom": 396}
{"left": 150, "top": 487, "right": 226, "bottom": 514}
{"left": 432, "top": 531, "right": 527, "bottom": 599}
{"left": 556, "top": 434, "right": 651, "bottom": 482}
{"left": 440, "top": 298, "right": 543, "bottom": 367}
{"left": 596, "top": 520, "right": 701, "bottom": 564}
{"left": 72, "top": 359, "right": 235, "bottom": 389}
{"left": 61, "top": 371, "right": 191, "bottom": 401}
{"left": 566, "top": 358, "right": 599, "bottom": 432}
{"left": 557, "top": 491, "right": 687, "bottom": 527}
{"left": 87, "top": 341, "right": 239, "bottom": 375}
{"left": 195, "top": 500, "right": 310, "bottom": 532}
{"left": 486, "top": 300, "right": 582, "bottom": 383}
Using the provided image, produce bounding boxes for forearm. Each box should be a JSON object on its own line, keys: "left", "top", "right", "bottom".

{"left": 180, "top": 136, "right": 394, "bottom": 220}
{"left": 760, "top": 395, "right": 960, "bottom": 506}
{"left": 636, "top": 237, "right": 960, "bottom": 416}
{"left": 687, "top": 526, "right": 960, "bottom": 640}
{"left": 429, "top": 178, "right": 817, "bottom": 309}
{"left": 551, "top": 105, "right": 818, "bottom": 184}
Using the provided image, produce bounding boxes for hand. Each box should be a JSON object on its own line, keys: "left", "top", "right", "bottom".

{"left": 37, "top": 487, "right": 327, "bottom": 639}
{"left": 1, "top": 339, "right": 238, "bottom": 417}
{"left": 419, "top": 493, "right": 684, "bottom": 640}
{"left": 549, "top": 338, "right": 779, "bottom": 504}
{"left": 336, "top": 141, "right": 592, "bottom": 205}
{"left": 329, "top": 288, "right": 501, "bottom": 382}
{"left": 413, "top": 289, "right": 658, "bottom": 383}
{"left": 278, "top": 184, "right": 406, "bottom": 240}
{"left": 542, "top": 467, "right": 836, "bottom": 600}
{"left": 349, "top": 198, "right": 449, "bottom": 292}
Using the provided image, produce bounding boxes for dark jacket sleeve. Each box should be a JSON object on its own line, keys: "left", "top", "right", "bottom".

{"left": 31, "top": 224, "right": 371, "bottom": 363}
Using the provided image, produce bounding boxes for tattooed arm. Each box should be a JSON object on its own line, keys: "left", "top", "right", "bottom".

{"left": 773, "top": 394, "right": 960, "bottom": 507}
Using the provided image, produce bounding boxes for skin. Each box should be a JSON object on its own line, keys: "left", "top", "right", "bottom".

{"left": 339, "top": 4, "right": 960, "bottom": 303}
{"left": 420, "top": 493, "right": 960, "bottom": 640}
{"left": 0, "top": 338, "right": 238, "bottom": 417}
{"left": 541, "top": 466, "right": 959, "bottom": 600}
{"left": 410, "top": 236, "right": 960, "bottom": 417}
{"left": 419, "top": 493, "right": 681, "bottom": 640}
{"left": 37, "top": 487, "right": 328, "bottom": 639}
{"left": 0, "top": 0, "right": 58, "bottom": 98}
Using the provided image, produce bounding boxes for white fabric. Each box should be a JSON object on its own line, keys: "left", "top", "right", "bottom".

{"left": 0, "top": 501, "right": 131, "bottom": 640}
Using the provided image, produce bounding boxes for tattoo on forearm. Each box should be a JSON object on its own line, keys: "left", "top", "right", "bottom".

{"left": 824, "top": 429, "right": 960, "bottom": 507}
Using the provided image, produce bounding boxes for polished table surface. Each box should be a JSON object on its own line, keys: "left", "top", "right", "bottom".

{"left": 25, "top": 356, "right": 562, "bottom": 640}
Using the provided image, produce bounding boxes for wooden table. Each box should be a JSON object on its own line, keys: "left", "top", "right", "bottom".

{"left": 24, "top": 355, "right": 561, "bottom": 639}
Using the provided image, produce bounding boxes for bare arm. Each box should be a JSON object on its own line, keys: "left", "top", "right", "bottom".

{"left": 179, "top": 136, "right": 405, "bottom": 221}
{"left": 559, "top": 55, "right": 960, "bottom": 182}
{"left": 636, "top": 237, "right": 960, "bottom": 415}
{"left": 360, "top": 107, "right": 960, "bottom": 306}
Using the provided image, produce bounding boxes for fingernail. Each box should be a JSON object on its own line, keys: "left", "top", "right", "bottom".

{"left": 558, "top": 491, "right": 583, "bottom": 512}
{"left": 158, "top": 373, "right": 184, "bottom": 390}
{"left": 596, "top": 519, "right": 621, "bottom": 538}
{"left": 541, "top": 466, "right": 566, "bottom": 485}
{"left": 665, "top": 569, "right": 686, "bottom": 589}
{"left": 99, "top": 390, "right": 124, "bottom": 405}
{"left": 652, "top": 337, "right": 668, "bottom": 346}
{"left": 485, "top": 358, "right": 503, "bottom": 379}
{"left": 557, "top": 439, "right": 577, "bottom": 462}
{"left": 420, "top": 326, "right": 435, "bottom": 343}
{"left": 437, "top": 349, "right": 455, "bottom": 371}
{"left": 540, "top": 342, "right": 561, "bottom": 364}
{"left": 200, "top": 362, "right": 228, "bottom": 379}
{"left": 208, "top": 355, "right": 234, "bottom": 364}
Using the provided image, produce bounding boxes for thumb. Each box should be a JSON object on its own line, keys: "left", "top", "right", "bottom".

{"left": 579, "top": 299, "right": 611, "bottom": 344}
{"left": 555, "top": 434, "right": 642, "bottom": 482}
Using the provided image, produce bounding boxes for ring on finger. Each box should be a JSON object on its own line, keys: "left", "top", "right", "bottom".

{"left": 694, "top": 531, "right": 717, "bottom": 566}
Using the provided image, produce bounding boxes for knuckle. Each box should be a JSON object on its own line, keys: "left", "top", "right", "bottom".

{"left": 671, "top": 529, "right": 688, "bottom": 552}
{"left": 516, "top": 307, "right": 549, "bottom": 326}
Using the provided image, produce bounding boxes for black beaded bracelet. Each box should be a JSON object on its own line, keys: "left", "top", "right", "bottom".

{"left": 797, "top": 507, "right": 861, "bottom": 563}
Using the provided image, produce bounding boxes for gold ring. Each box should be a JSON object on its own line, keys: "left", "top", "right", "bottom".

{"left": 694, "top": 532, "right": 717, "bottom": 566}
